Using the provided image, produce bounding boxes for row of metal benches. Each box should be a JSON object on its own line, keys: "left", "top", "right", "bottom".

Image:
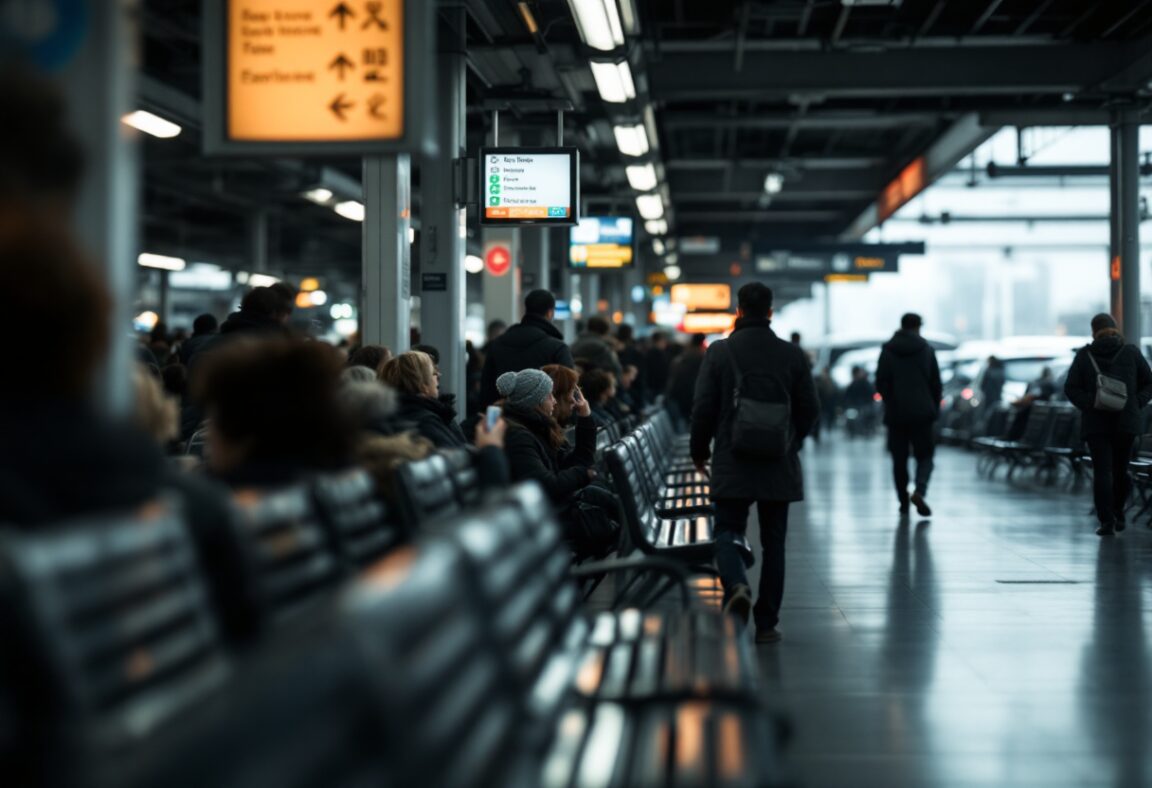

{"left": 0, "top": 410, "right": 785, "bottom": 787}
{"left": 970, "top": 402, "right": 1084, "bottom": 484}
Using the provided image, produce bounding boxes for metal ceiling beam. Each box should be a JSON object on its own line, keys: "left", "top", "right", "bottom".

{"left": 663, "top": 112, "right": 940, "bottom": 130}
{"left": 677, "top": 210, "right": 841, "bottom": 222}
{"left": 843, "top": 113, "right": 997, "bottom": 239}
{"left": 670, "top": 191, "right": 875, "bottom": 203}
{"left": 647, "top": 43, "right": 1152, "bottom": 99}
{"left": 666, "top": 156, "right": 886, "bottom": 170}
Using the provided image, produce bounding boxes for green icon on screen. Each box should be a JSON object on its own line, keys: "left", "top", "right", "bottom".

{"left": 489, "top": 197, "right": 500, "bottom": 206}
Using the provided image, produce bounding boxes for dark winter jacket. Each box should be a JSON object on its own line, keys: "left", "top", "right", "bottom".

{"left": 0, "top": 403, "right": 165, "bottom": 525}
{"left": 388, "top": 392, "right": 467, "bottom": 449}
{"left": 501, "top": 404, "right": 596, "bottom": 503}
{"left": 479, "top": 315, "right": 574, "bottom": 408}
{"left": 1064, "top": 332, "right": 1152, "bottom": 437}
{"left": 571, "top": 333, "right": 623, "bottom": 379}
{"left": 177, "top": 332, "right": 217, "bottom": 366}
{"left": 875, "top": 330, "right": 943, "bottom": 426}
{"left": 644, "top": 346, "right": 672, "bottom": 397}
{"left": 619, "top": 343, "right": 647, "bottom": 402}
{"left": 689, "top": 318, "right": 819, "bottom": 501}
{"left": 666, "top": 348, "right": 705, "bottom": 417}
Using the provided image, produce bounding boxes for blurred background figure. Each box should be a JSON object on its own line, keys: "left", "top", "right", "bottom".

{"left": 666, "top": 333, "right": 706, "bottom": 430}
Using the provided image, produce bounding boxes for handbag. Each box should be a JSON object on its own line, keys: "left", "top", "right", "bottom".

{"left": 724, "top": 341, "right": 793, "bottom": 461}
{"left": 561, "top": 485, "right": 622, "bottom": 559}
{"left": 1087, "top": 348, "right": 1128, "bottom": 412}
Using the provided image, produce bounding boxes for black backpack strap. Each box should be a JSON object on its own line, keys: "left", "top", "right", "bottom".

{"left": 723, "top": 340, "right": 746, "bottom": 402}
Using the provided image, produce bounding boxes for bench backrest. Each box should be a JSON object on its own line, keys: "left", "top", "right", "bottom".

{"left": 394, "top": 453, "right": 459, "bottom": 529}
{"left": 441, "top": 448, "right": 483, "bottom": 509}
{"left": 229, "top": 485, "right": 345, "bottom": 629}
{"left": 605, "top": 439, "right": 659, "bottom": 551}
{"left": 0, "top": 498, "right": 230, "bottom": 778}
{"left": 312, "top": 468, "right": 399, "bottom": 569}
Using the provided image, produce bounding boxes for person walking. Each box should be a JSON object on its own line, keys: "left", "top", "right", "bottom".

{"left": 690, "top": 283, "right": 819, "bottom": 643}
{"left": 478, "top": 290, "right": 574, "bottom": 408}
{"left": 875, "top": 313, "right": 943, "bottom": 517}
{"left": 1064, "top": 313, "right": 1152, "bottom": 536}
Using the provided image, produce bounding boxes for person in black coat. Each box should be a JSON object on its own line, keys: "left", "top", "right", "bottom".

{"left": 379, "top": 350, "right": 469, "bottom": 449}
{"left": 666, "top": 333, "right": 707, "bottom": 429}
{"left": 875, "top": 313, "right": 943, "bottom": 517}
{"left": 479, "top": 290, "right": 575, "bottom": 408}
{"left": 1064, "top": 313, "right": 1152, "bottom": 535}
{"left": 690, "top": 283, "right": 819, "bottom": 643}
{"left": 497, "top": 369, "right": 597, "bottom": 504}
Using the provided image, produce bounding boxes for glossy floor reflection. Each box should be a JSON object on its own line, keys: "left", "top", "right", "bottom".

{"left": 748, "top": 435, "right": 1152, "bottom": 788}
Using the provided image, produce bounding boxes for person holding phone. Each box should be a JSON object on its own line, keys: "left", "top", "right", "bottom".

{"left": 497, "top": 369, "right": 597, "bottom": 504}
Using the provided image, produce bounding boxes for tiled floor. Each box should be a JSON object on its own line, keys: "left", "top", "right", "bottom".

{"left": 746, "top": 434, "right": 1152, "bottom": 788}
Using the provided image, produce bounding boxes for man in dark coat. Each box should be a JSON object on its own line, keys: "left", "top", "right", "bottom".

{"left": 1064, "top": 313, "right": 1152, "bottom": 535}
{"left": 479, "top": 290, "right": 574, "bottom": 408}
{"left": 876, "top": 312, "right": 943, "bottom": 517}
{"left": 177, "top": 313, "right": 219, "bottom": 366}
{"left": 644, "top": 332, "right": 673, "bottom": 404}
{"left": 571, "top": 316, "right": 624, "bottom": 380}
{"left": 690, "top": 283, "right": 819, "bottom": 643}
{"left": 666, "top": 333, "right": 706, "bottom": 428}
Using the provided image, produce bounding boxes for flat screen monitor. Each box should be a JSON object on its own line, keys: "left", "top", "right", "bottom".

{"left": 479, "top": 147, "right": 580, "bottom": 226}
{"left": 568, "top": 216, "right": 634, "bottom": 269}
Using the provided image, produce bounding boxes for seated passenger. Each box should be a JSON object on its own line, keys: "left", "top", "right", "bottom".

{"left": 580, "top": 369, "right": 618, "bottom": 428}
{"left": 497, "top": 369, "right": 596, "bottom": 504}
{"left": 346, "top": 343, "right": 392, "bottom": 375}
{"left": 379, "top": 350, "right": 468, "bottom": 449}
{"left": 0, "top": 224, "right": 167, "bottom": 526}
{"left": 542, "top": 363, "right": 581, "bottom": 429}
{"left": 193, "top": 338, "right": 357, "bottom": 488}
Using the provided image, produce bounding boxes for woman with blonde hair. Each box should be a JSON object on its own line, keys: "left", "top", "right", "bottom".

{"left": 379, "top": 350, "right": 471, "bottom": 449}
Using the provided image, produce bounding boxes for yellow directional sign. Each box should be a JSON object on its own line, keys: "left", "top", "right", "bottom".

{"left": 204, "top": 0, "right": 432, "bottom": 154}
{"left": 227, "top": 0, "right": 403, "bottom": 140}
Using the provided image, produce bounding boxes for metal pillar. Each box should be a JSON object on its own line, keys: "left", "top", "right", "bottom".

{"left": 482, "top": 228, "right": 520, "bottom": 327}
{"left": 580, "top": 273, "right": 600, "bottom": 325}
{"left": 248, "top": 210, "right": 269, "bottom": 272}
{"left": 419, "top": 36, "right": 466, "bottom": 411}
{"left": 58, "top": 2, "right": 139, "bottom": 415}
{"left": 1110, "top": 105, "right": 1142, "bottom": 340}
{"left": 362, "top": 155, "right": 412, "bottom": 354}
{"left": 521, "top": 227, "right": 551, "bottom": 292}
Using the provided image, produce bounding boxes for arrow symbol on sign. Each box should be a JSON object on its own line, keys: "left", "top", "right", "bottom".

{"left": 329, "top": 2, "right": 355, "bottom": 30}
{"left": 329, "top": 93, "right": 355, "bottom": 121}
{"left": 328, "top": 53, "right": 355, "bottom": 80}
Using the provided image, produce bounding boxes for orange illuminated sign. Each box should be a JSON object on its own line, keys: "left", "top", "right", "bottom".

{"left": 854, "top": 256, "right": 886, "bottom": 270}
{"left": 877, "top": 157, "right": 926, "bottom": 223}
{"left": 681, "top": 312, "right": 737, "bottom": 334}
{"left": 671, "top": 284, "right": 731, "bottom": 311}
{"left": 825, "top": 274, "right": 869, "bottom": 283}
{"left": 226, "top": 0, "right": 403, "bottom": 142}
{"left": 1112, "top": 256, "right": 1121, "bottom": 281}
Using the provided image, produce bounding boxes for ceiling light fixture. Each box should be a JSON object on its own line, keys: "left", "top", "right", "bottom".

{"left": 652, "top": 238, "right": 666, "bottom": 255}
{"left": 137, "top": 252, "right": 186, "bottom": 271}
{"left": 567, "top": 0, "right": 625, "bottom": 51}
{"left": 625, "top": 163, "right": 658, "bottom": 191}
{"left": 517, "top": 1, "right": 540, "bottom": 34}
{"left": 465, "top": 255, "right": 485, "bottom": 274}
{"left": 764, "top": 173, "right": 785, "bottom": 194}
{"left": 590, "top": 60, "right": 636, "bottom": 103}
{"left": 644, "top": 219, "right": 668, "bottom": 236}
{"left": 635, "top": 194, "right": 664, "bottom": 220}
{"left": 613, "top": 124, "right": 649, "bottom": 157}
{"left": 302, "top": 188, "right": 335, "bottom": 205}
{"left": 664, "top": 265, "right": 682, "bottom": 281}
{"left": 122, "top": 110, "right": 182, "bottom": 139}
{"left": 334, "top": 200, "right": 366, "bottom": 222}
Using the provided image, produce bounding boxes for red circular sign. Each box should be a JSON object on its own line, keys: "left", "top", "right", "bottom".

{"left": 485, "top": 245, "right": 511, "bottom": 276}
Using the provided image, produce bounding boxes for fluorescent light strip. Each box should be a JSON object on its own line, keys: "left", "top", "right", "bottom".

{"left": 635, "top": 194, "right": 664, "bottom": 220}
{"left": 303, "top": 188, "right": 334, "bottom": 205}
{"left": 590, "top": 61, "right": 636, "bottom": 103}
{"left": 137, "top": 252, "right": 186, "bottom": 271}
{"left": 122, "top": 110, "right": 182, "bottom": 139}
{"left": 334, "top": 200, "right": 365, "bottom": 221}
{"left": 652, "top": 238, "right": 666, "bottom": 255}
{"left": 568, "top": 0, "right": 625, "bottom": 51}
{"left": 626, "top": 163, "right": 657, "bottom": 191}
{"left": 613, "top": 124, "right": 649, "bottom": 157}
{"left": 517, "top": 1, "right": 540, "bottom": 34}
{"left": 645, "top": 219, "right": 668, "bottom": 236}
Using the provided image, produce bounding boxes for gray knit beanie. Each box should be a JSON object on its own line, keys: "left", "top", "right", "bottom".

{"left": 496, "top": 369, "right": 554, "bottom": 409}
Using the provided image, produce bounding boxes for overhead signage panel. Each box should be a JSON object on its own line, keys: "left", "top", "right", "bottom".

{"left": 569, "top": 217, "right": 634, "bottom": 269}
{"left": 670, "top": 283, "right": 731, "bottom": 311}
{"left": 480, "top": 147, "right": 580, "bottom": 227}
{"left": 204, "top": 0, "right": 433, "bottom": 155}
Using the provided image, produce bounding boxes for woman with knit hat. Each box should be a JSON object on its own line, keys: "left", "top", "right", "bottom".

{"left": 498, "top": 368, "right": 597, "bottom": 504}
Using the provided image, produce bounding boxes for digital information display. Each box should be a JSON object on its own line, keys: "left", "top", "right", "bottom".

{"left": 479, "top": 147, "right": 580, "bottom": 226}
{"left": 569, "top": 216, "right": 634, "bottom": 269}
{"left": 671, "top": 283, "right": 731, "bottom": 311}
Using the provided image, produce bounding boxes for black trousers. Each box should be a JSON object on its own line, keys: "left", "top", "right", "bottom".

{"left": 1085, "top": 433, "right": 1135, "bottom": 526}
{"left": 887, "top": 421, "right": 936, "bottom": 499}
{"left": 714, "top": 499, "right": 790, "bottom": 629}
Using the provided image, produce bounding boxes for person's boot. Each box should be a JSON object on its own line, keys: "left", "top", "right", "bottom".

{"left": 898, "top": 490, "right": 910, "bottom": 515}
{"left": 1097, "top": 522, "right": 1116, "bottom": 536}
{"left": 910, "top": 491, "right": 932, "bottom": 517}
{"left": 1115, "top": 515, "right": 1127, "bottom": 533}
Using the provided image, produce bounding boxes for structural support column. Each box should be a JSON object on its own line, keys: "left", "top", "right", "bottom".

{"left": 1110, "top": 104, "right": 1142, "bottom": 339}
{"left": 248, "top": 210, "right": 269, "bottom": 272}
{"left": 483, "top": 228, "right": 520, "bottom": 328}
{"left": 580, "top": 272, "right": 600, "bottom": 324}
{"left": 520, "top": 227, "right": 551, "bottom": 293}
{"left": 420, "top": 33, "right": 466, "bottom": 411}
{"left": 362, "top": 155, "right": 412, "bottom": 354}
{"left": 59, "top": 2, "right": 139, "bottom": 415}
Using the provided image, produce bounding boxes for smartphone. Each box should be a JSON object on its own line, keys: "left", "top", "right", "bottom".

{"left": 485, "top": 405, "right": 501, "bottom": 431}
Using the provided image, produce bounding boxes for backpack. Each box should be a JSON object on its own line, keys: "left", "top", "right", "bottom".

{"left": 725, "top": 340, "right": 793, "bottom": 461}
{"left": 1087, "top": 347, "right": 1128, "bottom": 412}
